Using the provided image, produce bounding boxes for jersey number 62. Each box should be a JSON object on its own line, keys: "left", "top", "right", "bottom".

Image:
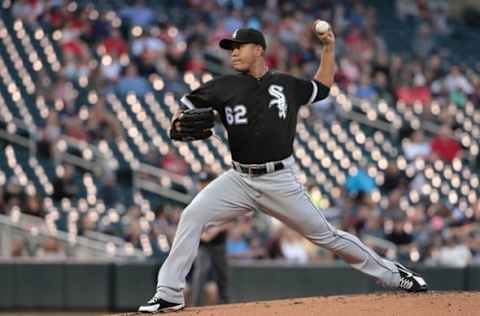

{"left": 225, "top": 105, "right": 248, "bottom": 125}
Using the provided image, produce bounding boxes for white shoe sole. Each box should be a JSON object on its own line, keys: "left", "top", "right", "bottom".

{"left": 138, "top": 303, "right": 185, "bottom": 313}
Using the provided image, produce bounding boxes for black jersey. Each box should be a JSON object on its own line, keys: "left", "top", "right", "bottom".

{"left": 181, "top": 71, "right": 330, "bottom": 164}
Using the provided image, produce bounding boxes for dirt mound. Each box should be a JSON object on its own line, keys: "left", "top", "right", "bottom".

{"left": 118, "top": 291, "right": 480, "bottom": 316}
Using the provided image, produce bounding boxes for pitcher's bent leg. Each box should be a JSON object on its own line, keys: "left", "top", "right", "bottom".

{"left": 154, "top": 170, "right": 253, "bottom": 304}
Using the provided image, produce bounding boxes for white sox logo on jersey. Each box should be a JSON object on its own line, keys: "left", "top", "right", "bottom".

{"left": 268, "top": 85, "right": 287, "bottom": 119}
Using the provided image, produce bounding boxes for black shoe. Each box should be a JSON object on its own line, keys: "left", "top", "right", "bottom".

{"left": 138, "top": 295, "right": 185, "bottom": 313}
{"left": 395, "top": 263, "right": 428, "bottom": 292}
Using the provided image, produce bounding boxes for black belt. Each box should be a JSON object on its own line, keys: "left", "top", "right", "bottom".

{"left": 233, "top": 162, "right": 284, "bottom": 176}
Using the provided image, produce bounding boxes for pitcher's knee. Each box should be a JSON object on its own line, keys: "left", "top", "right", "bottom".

{"left": 179, "top": 205, "right": 208, "bottom": 226}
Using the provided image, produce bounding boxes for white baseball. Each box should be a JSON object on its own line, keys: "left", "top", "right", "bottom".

{"left": 314, "top": 20, "right": 330, "bottom": 34}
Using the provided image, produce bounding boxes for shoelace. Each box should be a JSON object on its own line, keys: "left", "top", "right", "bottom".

{"left": 399, "top": 278, "right": 414, "bottom": 289}
{"left": 148, "top": 295, "right": 161, "bottom": 304}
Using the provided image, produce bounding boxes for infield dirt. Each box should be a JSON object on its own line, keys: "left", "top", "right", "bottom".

{"left": 115, "top": 291, "right": 479, "bottom": 316}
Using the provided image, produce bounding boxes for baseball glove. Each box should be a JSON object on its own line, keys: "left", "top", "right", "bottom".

{"left": 170, "top": 108, "right": 215, "bottom": 141}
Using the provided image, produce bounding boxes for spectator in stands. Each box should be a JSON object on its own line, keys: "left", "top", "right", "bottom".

{"left": 226, "top": 224, "right": 265, "bottom": 260}
{"left": 413, "top": 23, "right": 436, "bottom": 58}
{"left": 3, "top": 197, "right": 22, "bottom": 218}
{"left": 381, "top": 162, "right": 408, "bottom": 194}
{"left": 389, "top": 54, "right": 404, "bottom": 90}
{"left": 23, "top": 195, "right": 44, "bottom": 218}
{"left": 342, "top": 193, "right": 374, "bottom": 235}
{"left": 402, "top": 129, "right": 431, "bottom": 161}
{"left": 444, "top": 65, "right": 474, "bottom": 96}
{"left": 63, "top": 52, "right": 91, "bottom": 81}
{"left": 99, "top": 175, "right": 120, "bottom": 208}
{"left": 467, "top": 224, "right": 480, "bottom": 265}
{"left": 12, "top": 0, "right": 45, "bottom": 25}
{"left": 60, "top": 20, "right": 90, "bottom": 60}
{"left": 345, "top": 166, "right": 376, "bottom": 197}
{"left": 65, "top": 117, "right": 89, "bottom": 142}
{"left": 427, "top": 202, "right": 452, "bottom": 232}
{"left": 119, "top": 0, "right": 155, "bottom": 27}
{"left": 160, "top": 149, "right": 188, "bottom": 176}
{"left": 152, "top": 205, "right": 176, "bottom": 244}
{"left": 38, "top": 1, "right": 64, "bottom": 29}
{"left": 161, "top": 65, "right": 186, "bottom": 94}
{"left": 101, "top": 28, "right": 129, "bottom": 57}
{"left": 121, "top": 205, "right": 143, "bottom": 228}
{"left": 99, "top": 50, "right": 123, "bottom": 84}
{"left": 36, "top": 70, "right": 54, "bottom": 98}
{"left": 131, "top": 28, "right": 166, "bottom": 62}
{"left": 430, "top": 1, "right": 450, "bottom": 35}
{"left": 51, "top": 165, "right": 78, "bottom": 202}
{"left": 83, "top": 9, "right": 111, "bottom": 45}
{"left": 361, "top": 210, "right": 384, "bottom": 239}
{"left": 79, "top": 211, "right": 99, "bottom": 236}
{"left": 36, "top": 237, "right": 67, "bottom": 260}
{"left": 51, "top": 75, "right": 77, "bottom": 106}
{"left": 337, "top": 56, "right": 360, "bottom": 89}
{"left": 430, "top": 124, "right": 462, "bottom": 162}
{"left": 166, "top": 205, "right": 183, "bottom": 228}
{"left": 396, "top": 71, "right": 432, "bottom": 105}
{"left": 431, "top": 233, "right": 472, "bottom": 267}
{"left": 44, "top": 111, "right": 62, "bottom": 142}
{"left": 310, "top": 95, "right": 336, "bottom": 122}
{"left": 10, "top": 238, "right": 28, "bottom": 257}
{"left": 115, "top": 63, "right": 152, "bottom": 95}
{"left": 124, "top": 220, "right": 143, "bottom": 249}
{"left": 144, "top": 148, "right": 162, "bottom": 166}
{"left": 425, "top": 53, "right": 446, "bottom": 83}
{"left": 87, "top": 98, "right": 123, "bottom": 141}
{"left": 38, "top": 111, "right": 61, "bottom": 159}
{"left": 384, "top": 217, "right": 415, "bottom": 260}
{"left": 373, "top": 72, "right": 394, "bottom": 103}
{"left": 4, "top": 176, "right": 24, "bottom": 204}
{"left": 278, "top": 226, "right": 309, "bottom": 263}
{"left": 355, "top": 74, "right": 377, "bottom": 102}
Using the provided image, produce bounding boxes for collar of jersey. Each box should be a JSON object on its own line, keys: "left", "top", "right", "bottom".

{"left": 241, "top": 70, "right": 271, "bottom": 81}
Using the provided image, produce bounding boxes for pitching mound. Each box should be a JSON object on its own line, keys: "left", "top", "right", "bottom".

{"left": 118, "top": 291, "right": 479, "bottom": 316}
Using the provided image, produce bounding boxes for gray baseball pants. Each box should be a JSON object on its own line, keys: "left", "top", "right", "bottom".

{"left": 154, "top": 156, "right": 400, "bottom": 304}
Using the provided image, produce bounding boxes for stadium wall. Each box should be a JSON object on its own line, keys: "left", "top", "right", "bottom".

{"left": 0, "top": 262, "right": 479, "bottom": 311}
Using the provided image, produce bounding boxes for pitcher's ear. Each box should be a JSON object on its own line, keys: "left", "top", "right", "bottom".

{"left": 255, "top": 45, "right": 264, "bottom": 57}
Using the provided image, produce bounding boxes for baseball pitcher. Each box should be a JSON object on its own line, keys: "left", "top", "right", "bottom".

{"left": 139, "top": 23, "right": 427, "bottom": 313}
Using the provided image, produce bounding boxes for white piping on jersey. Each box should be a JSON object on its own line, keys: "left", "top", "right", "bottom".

{"left": 180, "top": 95, "right": 195, "bottom": 109}
{"left": 307, "top": 80, "right": 318, "bottom": 105}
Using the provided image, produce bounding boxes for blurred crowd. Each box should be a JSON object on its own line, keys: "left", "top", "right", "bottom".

{"left": 1, "top": 0, "right": 479, "bottom": 269}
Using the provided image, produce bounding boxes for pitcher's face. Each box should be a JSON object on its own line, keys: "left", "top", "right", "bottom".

{"left": 230, "top": 43, "right": 262, "bottom": 72}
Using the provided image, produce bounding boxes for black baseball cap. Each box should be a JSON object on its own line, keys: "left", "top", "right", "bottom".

{"left": 219, "top": 28, "right": 266, "bottom": 50}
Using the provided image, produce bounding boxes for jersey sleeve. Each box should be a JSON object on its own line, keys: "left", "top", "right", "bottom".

{"left": 180, "top": 78, "right": 220, "bottom": 110}
{"left": 292, "top": 77, "right": 330, "bottom": 107}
